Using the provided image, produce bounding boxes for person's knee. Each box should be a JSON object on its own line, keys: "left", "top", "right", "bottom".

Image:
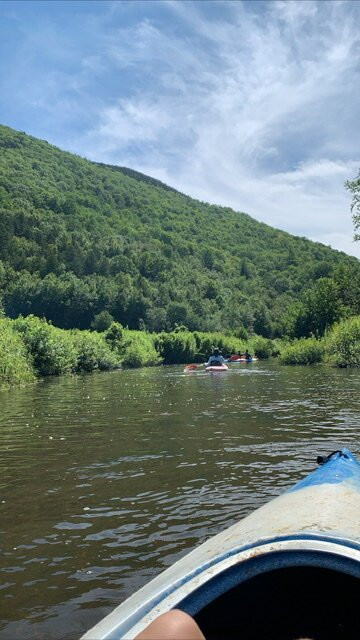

{"left": 160, "top": 610, "right": 205, "bottom": 638}
{"left": 135, "top": 609, "right": 205, "bottom": 639}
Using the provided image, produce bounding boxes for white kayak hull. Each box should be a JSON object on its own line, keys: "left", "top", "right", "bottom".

{"left": 81, "top": 449, "right": 360, "bottom": 640}
{"left": 205, "top": 364, "right": 228, "bottom": 372}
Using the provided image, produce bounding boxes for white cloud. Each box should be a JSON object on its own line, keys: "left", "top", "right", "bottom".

{"left": 96, "top": 101, "right": 175, "bottom": 144}
{"left": 278, "top": 159, "right": 357, "bottom": 183}
{"left": 72, "top": 0, "right": 360, "bottom": 257}
{"left": 273, "top": 0, "right": 318, "bottom": 22}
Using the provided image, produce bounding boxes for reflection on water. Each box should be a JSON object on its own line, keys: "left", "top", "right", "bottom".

{"left": 0, "top": 363, "right": 359, "bottom": 639}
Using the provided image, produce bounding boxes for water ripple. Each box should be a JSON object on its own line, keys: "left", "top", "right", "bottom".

{"left": 0, "top": 363, "right": 359, "bottom": 639}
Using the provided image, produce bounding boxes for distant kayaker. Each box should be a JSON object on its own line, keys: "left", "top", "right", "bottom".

{"left": 206, "top": 347, "right": 225, "bottom": 367}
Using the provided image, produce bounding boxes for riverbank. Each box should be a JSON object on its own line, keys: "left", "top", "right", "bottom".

{"left": 0, "top": 314, "right": 359, "bottom": 388}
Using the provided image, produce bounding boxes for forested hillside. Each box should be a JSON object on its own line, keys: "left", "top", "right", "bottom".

{"left": 0, "top": 124, "right": 359, "bottom": 337}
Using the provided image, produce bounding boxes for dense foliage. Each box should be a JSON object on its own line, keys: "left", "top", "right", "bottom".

{"left": 1, "top": 313, "right": 359, "bottom": 387}
{"left": 346, "top": 171, "right": 360, "bottom": 242}
{"left": 279, "top": 338, "right": 324, "bottom": 365}
{"left": 0, "top": 317, "right": 35, "bottom": 385}
{"left": 12, "top": 315, "right": 121, "bottom": 376}
{"left": 1, "top": 124, "right": 359, "bottom": 338}
{"left": 278, "top": 316, "right": 360, "bottom": 366}
{"left": 0, "top": 316, "right": 262, "bottom": 387}
{"left": 325, "top": 316, "right": 360, "bottom": 368}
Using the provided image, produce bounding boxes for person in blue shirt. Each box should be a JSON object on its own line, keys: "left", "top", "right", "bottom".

{"left": 206, "top": 348, "right": 226, "bottom": 367}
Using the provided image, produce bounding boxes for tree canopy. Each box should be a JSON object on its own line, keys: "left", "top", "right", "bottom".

{"left": 346, "top": 171, "right": 360, "bottom": 242}
{"left": 0, "top": 124, "right": 359, "bottom": 337}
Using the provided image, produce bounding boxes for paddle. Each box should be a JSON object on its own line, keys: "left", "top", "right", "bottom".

{"left": 184, "top": 363, "right": 206, "bottom": 371}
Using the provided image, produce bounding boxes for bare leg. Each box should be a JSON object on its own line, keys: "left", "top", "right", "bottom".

{"left": 135, "top": 610, "right": 206, "bottom": 640}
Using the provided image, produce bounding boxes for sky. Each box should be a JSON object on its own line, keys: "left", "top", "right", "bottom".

{"left": 1, "top": 0, "right": 360, "bottom": 258}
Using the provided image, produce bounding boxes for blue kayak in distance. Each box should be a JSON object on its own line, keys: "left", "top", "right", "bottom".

{"left": 225, "top": 357, "right": 258, "bottom": 363}
{"left": 81, "top": 449, "right": 360, "bottom": 640}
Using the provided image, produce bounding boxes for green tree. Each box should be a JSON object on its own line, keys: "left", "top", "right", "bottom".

{"left": 91, "top": 310, "right": 114, "bottom": 332}
{"left": 286, "top": 278, "right": 344, "bottom": 338}
{"left": 304, "top": 278, "right": 344, "bottom": 336}
{"left": 284, "top": 300, "right": 309, "bottom": 338}
{"left": 104, "top": 321, "right": 124, "bottom": 352}
{"left": 325, "top": 316, "right": 360, "bottom": 367}
{"left": 167, "top": 302, "right": 189, "bottom": 329}
{"left": 144, "top": 307, "right": 167, "bottom": 332}
{"left": 13, "top": 315, "right": 77, "bottom": 376}
{"left": 346, "top": 171, "right": 360, "bottom": 241}
{"left": 253, "top": 304, "right": 273, "bottom": 338}
{"left": 333, "top": 264, "right": 360, "bottom": 315}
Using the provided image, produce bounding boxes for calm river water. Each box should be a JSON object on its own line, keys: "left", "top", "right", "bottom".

{"left": 0, "top": 362, "right": 359, "bottom": 639}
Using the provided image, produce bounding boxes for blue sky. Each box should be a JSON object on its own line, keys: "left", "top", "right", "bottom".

{"left": 1, "top": 0, "right": 360, "bottom": 257}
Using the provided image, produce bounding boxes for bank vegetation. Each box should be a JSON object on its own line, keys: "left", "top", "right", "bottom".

{"left": 1, "top": 315, "right": 359, "bottom": 388}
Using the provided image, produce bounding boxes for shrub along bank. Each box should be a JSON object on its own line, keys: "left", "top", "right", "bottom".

{"left": 278, "top": 316, "right": 360, "bottom": 366}
{"left": 0, "top": 318, "right": 35, "bottom": 386}
{"left": 324, "top": 316, "right": 360, "bottom": 368}
{"left": 279, "top": 337, "right": 325, "bottom": 365}
{"left": 0, "top": 315, "right": 359, "bottom": 388}
{"left": 155, "top": 331, "right": 275, "bottom": 364}
{"left": 0, "top": 316, "right": 277, "bottom": 387}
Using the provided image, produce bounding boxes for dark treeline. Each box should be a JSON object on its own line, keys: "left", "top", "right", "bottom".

{"left": 0, "top": 124, "right": 359, "bottom": 339}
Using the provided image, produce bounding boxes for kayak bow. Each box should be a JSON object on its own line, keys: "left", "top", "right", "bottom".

{"left": 81, "top": 448, "right": 360, "bottom": 640}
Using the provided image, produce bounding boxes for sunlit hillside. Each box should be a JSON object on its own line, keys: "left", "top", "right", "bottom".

{"left": 0, "top": 124, "right": 359, "bottom": 335}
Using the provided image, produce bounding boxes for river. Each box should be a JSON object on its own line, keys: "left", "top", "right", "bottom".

{"left": 0, "top": 361, "right": 359, "bottom": 639}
